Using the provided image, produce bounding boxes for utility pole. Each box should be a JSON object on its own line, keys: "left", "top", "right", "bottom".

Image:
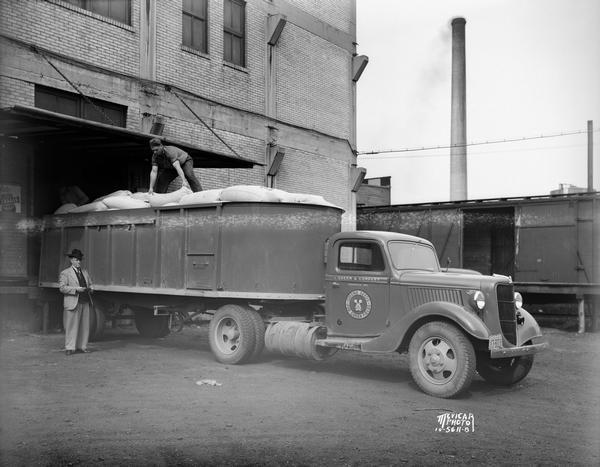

{"left": 588, "top": 120, "right": 594, "bottom": 192}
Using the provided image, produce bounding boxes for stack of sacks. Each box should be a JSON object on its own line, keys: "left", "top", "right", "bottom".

{"left": 52, "top": 184, "right": 339, "bottom": 213}
{"left": 53, "top": 189, "right": 149, "bottom": 214}
{"left": 148, "top": 186, "right": 192, "bottom": 207}
{"left": 68, "top": 201, "right": 109, "bottom": 213}
{"left": 179, "top": 189, "right": 223, "bottom": 205}
{"left": 54, "top": 203, "right": 78, "bottom": 214}
{"left": 179, "top": 185, "right": 339, "bottom": 208}
{"left": 93, "top": 190, "right": 132, "bottom": 202}
{"left": 103, "top": 196, "right": 148, "bottom": 210}
{"left": 280, "top": 192, "right": 338, "bottom": 207}
{"left": 219, "top": 185, "right": 283, "bottom": 203}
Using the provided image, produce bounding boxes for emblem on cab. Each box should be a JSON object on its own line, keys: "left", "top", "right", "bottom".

{"left": 345, "top": 290, "right": 372, "bottom": 319}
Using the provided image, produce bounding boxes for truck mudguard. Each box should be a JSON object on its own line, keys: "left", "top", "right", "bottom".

{"left": 361, "top": 302, "right": 490, "bottom": 353}
{"left": 515, "top": 307, "right": 544, "bottom": 346}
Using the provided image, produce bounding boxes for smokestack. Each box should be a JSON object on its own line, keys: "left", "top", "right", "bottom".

{"left": 450, "top": 17, "right": 467, "bottom": 201}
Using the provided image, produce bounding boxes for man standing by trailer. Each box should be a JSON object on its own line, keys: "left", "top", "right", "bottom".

{"left": 59, "top": 249, "right": 93, "bottom": 356}
{"left": 148, "top": 138, "right": 203, "bottom": 194}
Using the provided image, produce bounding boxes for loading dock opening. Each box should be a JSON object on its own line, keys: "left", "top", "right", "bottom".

{"left": 0, "top": 105, "right": 258, "bottom": 331}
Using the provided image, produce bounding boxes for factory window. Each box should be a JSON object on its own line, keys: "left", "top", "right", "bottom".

{"left": 61, "top": 0, "right": 131, "bottom": 25}
{"left": 223, "top": 0, "right": 246, "bottom": 67}
{"left": 35, "top": 86, "right": 127, "bottom": 127}
{"left": 182, "top": 0, "right": 208, "bottom": 53}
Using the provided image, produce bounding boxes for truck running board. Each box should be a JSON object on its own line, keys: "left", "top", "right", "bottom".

{"left": 316, "top": 337, "right": 372, "bottom": 352}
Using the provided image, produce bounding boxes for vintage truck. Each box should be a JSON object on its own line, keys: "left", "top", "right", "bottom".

{"left": 39, "top": 201, "right": 547, "bottom": 398}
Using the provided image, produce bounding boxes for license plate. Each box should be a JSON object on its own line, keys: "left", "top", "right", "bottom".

{"left": 488, "top": 334, "right": 503, "bottom": 350}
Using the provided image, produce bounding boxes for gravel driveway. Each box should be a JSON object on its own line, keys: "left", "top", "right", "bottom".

{"left": 1, "top": 324, "right": 598, "bottom": 466}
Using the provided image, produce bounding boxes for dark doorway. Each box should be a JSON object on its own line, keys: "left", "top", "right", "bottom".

{"left": 463, "top": 208, "right": 515, "bottom": 276}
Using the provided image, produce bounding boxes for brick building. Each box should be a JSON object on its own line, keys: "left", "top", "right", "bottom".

{"left": 0, "top": 0, "right": 368, "bottom": 331}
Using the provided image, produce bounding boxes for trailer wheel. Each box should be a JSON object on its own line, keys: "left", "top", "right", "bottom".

{"left": 209, "top": 304, "right": 256, "bottom": 364}
{"left": 408, "top": 321, "right": 476, "bottom": 398}
{"left": 89, "top": 303, "right": 106, "bottom": 341}
{"left": 134, "top": 310, "right": 170, "bottom": 338}
{"left": 248, "top": 309, "right": 266, "bottom": 362}
{"left": 476, "top": 352, "right": 534, "bottom": 386}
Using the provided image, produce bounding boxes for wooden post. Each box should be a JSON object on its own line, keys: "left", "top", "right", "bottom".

{"left": 577, "top": 297, "right": 586, "bottom": 333}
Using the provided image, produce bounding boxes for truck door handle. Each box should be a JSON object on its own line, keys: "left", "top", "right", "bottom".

{"left": 332, "top": 282, "right": 340, "bottom": 288}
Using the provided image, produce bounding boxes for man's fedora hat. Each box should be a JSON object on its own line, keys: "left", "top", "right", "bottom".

{"left": 66, "top": 249, "right": 84, "bottom": 260}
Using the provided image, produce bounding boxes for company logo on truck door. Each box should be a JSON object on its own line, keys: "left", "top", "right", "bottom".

{"left": 345, "top": 290, "right": 372, "bottom": 319}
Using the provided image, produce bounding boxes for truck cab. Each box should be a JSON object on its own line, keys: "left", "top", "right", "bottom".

{"left": 320, "top": 230, "right": 547, "bottom": 398}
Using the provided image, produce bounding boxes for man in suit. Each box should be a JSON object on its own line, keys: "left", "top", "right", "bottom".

{"left": 59, "top": 249, "right": 93, "bottom": 356}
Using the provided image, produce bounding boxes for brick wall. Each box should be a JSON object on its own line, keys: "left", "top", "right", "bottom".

{"left": 0, "top": 0, "right": 139, "bottom": 77}
{"left": 1, "top": 0, "right": 357, "bottom": 216}
{"left": 286, "top": 0, "right": 354, "bottom": 34}
{"left": 275, "top": 22, "right": 352, "bottom": 139}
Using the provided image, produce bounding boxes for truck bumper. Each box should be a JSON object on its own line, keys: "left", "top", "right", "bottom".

{"left": 490, "top": 341, "right": 548, "bottom": 359}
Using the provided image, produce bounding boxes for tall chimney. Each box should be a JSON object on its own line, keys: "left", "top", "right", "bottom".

{"left": 450, "top": 17, "right": 467, "bottom": 201}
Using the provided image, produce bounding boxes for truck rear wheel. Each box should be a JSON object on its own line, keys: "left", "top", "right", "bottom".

{"left": 209, "top": 304, "right": 257, "bottom": 364}
{"left": 408, "top": 321, "right": 476, "bottom": 398}
{"left": 476, "top": 353, "right": 534, "bottom": 386}
{"left": 248, "top": 309, "right": 265, "bottom": 362}
{"left": 134, "top": 310, "right": 170, "bottom": 338}
{"left": 88, "top": 304, "right": 106, "bottom": 341}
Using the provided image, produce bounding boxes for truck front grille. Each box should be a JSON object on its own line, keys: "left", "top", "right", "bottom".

{"left": 496, "top": 284, "right": 517, "bottom": 345}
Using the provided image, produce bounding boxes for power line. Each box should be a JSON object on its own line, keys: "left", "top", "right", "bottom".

{"left": 358, "top": 142, "right": 589, "bottom": 160}
{"left": 357, "top": 127, "right": 599, "bottom": 156}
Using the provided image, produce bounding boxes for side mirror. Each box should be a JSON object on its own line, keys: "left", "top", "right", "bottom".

{"left": 445, "top": 257, "right": 452, "bottom": 272}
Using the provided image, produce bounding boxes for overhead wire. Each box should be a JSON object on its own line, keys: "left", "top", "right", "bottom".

{"left": 358, "top": 142, "right": 590, "bottom": 160}
{"left": 357, "top": 127, "right": 600, "bottom": 156}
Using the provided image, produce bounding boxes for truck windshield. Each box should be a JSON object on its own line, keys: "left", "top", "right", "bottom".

{"left": 388, "top": 241, "right": 440, "bottom": 271}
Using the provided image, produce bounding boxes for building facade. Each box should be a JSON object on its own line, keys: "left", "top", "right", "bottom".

{"left": 0, "top": 0, "right": 367, "bottom": 330}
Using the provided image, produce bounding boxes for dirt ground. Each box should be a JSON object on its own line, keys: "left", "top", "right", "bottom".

{"left": 0, "top": 323, "right": 599, "bottom": 466}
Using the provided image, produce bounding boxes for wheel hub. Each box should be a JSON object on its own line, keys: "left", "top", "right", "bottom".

{"left": 418, "top": 337, "right": 457, "bottom": 383}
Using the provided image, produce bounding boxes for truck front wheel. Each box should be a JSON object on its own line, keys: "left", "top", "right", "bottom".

{"left": 209, "top": 304, "right": 257, "bottom": 364}
{"left": 476, "top": 353, "right": 534, "bottom": 386}
{"left": 408, "top": 321, "right": 476, "bottom": 398}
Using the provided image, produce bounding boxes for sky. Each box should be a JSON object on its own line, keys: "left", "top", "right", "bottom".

{"left": 355, "top": 0, "right": 600, "bottom": 204}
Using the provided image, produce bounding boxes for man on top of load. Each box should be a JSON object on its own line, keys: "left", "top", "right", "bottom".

{"left": 148, "top": 138, "right": 203, "bottom": 194}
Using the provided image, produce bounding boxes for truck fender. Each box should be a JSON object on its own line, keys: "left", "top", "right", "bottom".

{"left": 516, "top": 307, "right": 543, "bottom": 346}
{"left": 361, "top": 302, "right": 490, "bottom": 353}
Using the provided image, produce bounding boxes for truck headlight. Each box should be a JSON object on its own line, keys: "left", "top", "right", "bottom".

{"left": 514, "top": 292, "right": 523, "bottom": 309}
{"left": 472, "top": 290, "right": 486, "bottom": 310}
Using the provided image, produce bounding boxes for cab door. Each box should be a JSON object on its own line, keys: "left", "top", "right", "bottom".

{"left": 325, "top": 239, "right": 391, "bottom": 337}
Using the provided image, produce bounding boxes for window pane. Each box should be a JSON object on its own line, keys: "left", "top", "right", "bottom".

{"left": 182, "top": 14, "right": 192, "bottom": 46}
{"left": 192, "top": 19, "right": 206, "bottom": 52}
{"left": 183, "top": 0, "right": 193, "bottom": 13}
{"left": 338, "top": 243, "right": 384, "bottom": 271}
{"left": 223, "top": 0, "right": 244, "bottom": 65}
{"left": 224, "top": 0, "right": 232, "bottom": 28}
{"left": 230, "top": 2, "right": 242, "bottom": 32}
{"left": 109, "top": 0, "right": 130, "bottom": 24}
{"left": 191, "top": 0, "right": 206, "bottom": 18}
{"left": 63, "top": 0, "right": 85, "bottom": 8}
{"left": 82, "top": 99, "right": 126, "bottom": 127}
{"left": 89, "top": 0, "right": 110, "bottom": 17}
{"left": 224, "top": 32, "right": 232, "bottom": 62}
{"left": 35, "top": 87, "right": 79, "bottom": 117}
{"left": 232, "top": 36, "right": 242, "bottom": 66}
{"left": 388, "top": 242, "right": 439, "bottom": 271}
